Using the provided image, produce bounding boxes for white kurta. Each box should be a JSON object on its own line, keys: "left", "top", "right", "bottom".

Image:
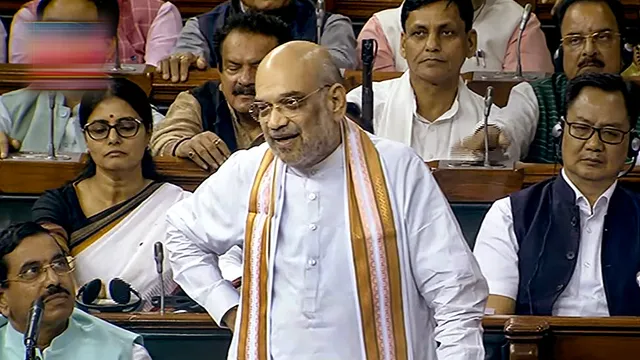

{"left": 166, "top": 137, "right": 488, "bottom": 360}
{"left": 473, "top": 169, "right": 613, "bottom": 316}
{"left": 347, "top": 71, "right": 503, "bottom": 161}
{"left": 374, "top": 0, "right": 523, "bottom": 73}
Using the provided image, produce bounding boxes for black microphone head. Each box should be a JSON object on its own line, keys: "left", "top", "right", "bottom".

{"left": 80, "top": 279, "right": 102, "bottom": 305}
{"left": 110, "top": 278, "right": 132, "bottom": 304}
{"left": 154, "top": 242, "right": 164, "bottom": 261}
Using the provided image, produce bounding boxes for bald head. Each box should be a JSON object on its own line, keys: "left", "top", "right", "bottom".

{"left": 40, "top": 0, "right": 99, "bottom": 23}
{"left": 257, "top": 41, "right": 342, "bottom": 91}
{"left": 254, "top": 41, "right": 347, "bottom": 170}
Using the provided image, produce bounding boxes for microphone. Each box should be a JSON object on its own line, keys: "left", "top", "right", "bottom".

{"left": 24, "top": 297, "right": 45, "bottom": 360}
{"left": 315, "top": 0, "right": 325, "bottom": 45}
{"left": 154, "top": 242, "right": 166, "bottom": 315}
{"left": 483, "top": 86, "right": 494, "bottom": 167}
{"left": 361, "top": 39, "right": 376, "bottom": 133}
{"left": 516, "top": 3, "right": 533, "bottom": 78}
{"left": 47, "top": 92, "right": 56, "bottom": 160}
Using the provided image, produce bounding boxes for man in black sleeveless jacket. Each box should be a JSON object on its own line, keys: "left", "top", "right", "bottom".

{"left": 474, "top": 72, "right": 640, "bottom": 316}
{"left": 150, "top": 13, "right": 291, "bottom": 171}
{"left": 158, "top": 0, "right": 356, "bottom": 82}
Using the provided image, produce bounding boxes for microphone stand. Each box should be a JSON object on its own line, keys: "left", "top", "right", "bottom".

{"left": 315, "top": 0, "right": 325, "bottom": 44}
{"left": 46, "top": 93, "right": 56, "bottom": 160}
{"left": 154, "top": 242, "right": 166, "bottom": 316}
{"left": 516, "top": 3, "right": 532, "bottom": 79}
{"left": 110, "top": 34, "right": 122, "bottom": 72}
{"left": 483, "top": 86, "right": 494, "bottom": 167}
{"left": 361, "top": 39, "right": 376, "bottom": 133}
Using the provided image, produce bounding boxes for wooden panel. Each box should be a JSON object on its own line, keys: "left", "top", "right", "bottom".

{"left": 150, "top": 68, "right": 218, "bottom": 106}
{"left": 490, "top": 316, "right": 640, "bottom": 360}
{"left": 0, "top": 64, "right": 154, "bottom": 97}
{"left": 430, "top": 163, "right": 525, "bottom": 203}
{"left": 95, "top": 314, "right": 640, "bottom": 360}
{"left": 0, "top": 156, "right": 209, "bottom": 194}
{"left": 170, "top": 0, "right": 222, "bottom": 19}
{"left": 98, "top": 312, "right": 221, "bottom": 329}
{"left": 3, "top": 156, "right": 640, "bottom": 201}
{"left": 0, "top": 0, "right": 23, "bottom": 16}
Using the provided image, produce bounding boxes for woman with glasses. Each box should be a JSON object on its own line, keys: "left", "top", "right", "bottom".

{"left": 31, "top": 78, "right": 189, "bottom": 309}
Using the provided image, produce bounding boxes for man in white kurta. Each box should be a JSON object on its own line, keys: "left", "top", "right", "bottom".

{"left": 347, "top": 0, "right": 506, "bottom": 162}
{"left": 165, "top": 41, "right": 488, "bottom": 360}
{"left": 357, "top": 0, "right": 553, "bottom": 74}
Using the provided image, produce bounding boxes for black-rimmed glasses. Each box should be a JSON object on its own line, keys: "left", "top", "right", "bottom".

{"left": 2, "top": 256, "right": 75, "bottom": 285}
{"left": 565, "top": 120, "right": 632, "bottom": 145}
{"left": 249, "top": 86, "right": 330, "bottom": 121}
{"left": 83, "top": 117, "right": 143, "bottom": 141}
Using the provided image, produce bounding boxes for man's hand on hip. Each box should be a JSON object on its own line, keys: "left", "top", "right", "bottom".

{"left": 175, "top": 132, "right": 231, "bottom": 171}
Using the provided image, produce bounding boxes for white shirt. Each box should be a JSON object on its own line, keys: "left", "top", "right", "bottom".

{"left": 166, "top": 137, "right": 488, "bottom": 360}
{"left": 347, "top": 72, "right": 502, "bottom": 161}
{"left": 132, "top": 344, "right": 152, "bottom": 360}
{"left": 492, "top": 81, "right": 539, "bottom": 160}
{"left": 0, "top": 92, "right": 166, "bottom": 153}
{"left": 473, "top": 169, "right": 614, "bottom": 316}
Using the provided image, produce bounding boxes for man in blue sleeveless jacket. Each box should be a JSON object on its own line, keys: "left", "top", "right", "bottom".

{"left": 158, "top": 0, "right": 357, "bottom": 82}
{"left": 0, "top": 222, "right": 150, "bottom": 359}
{"left": 474, "top": 72, "right": 640, "bottom": 316}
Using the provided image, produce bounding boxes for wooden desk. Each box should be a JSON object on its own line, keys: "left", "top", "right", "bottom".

{"left": 483, "top": 315, "right": 640, "bottom": 360}
{"left": 95, "top": 313, "right": 640, "bottom": 360}
{"left": 0, "top": 64, "right": 154, "bottom": 97}
{"left": 149, "top": 69, "right": 520, "bottom": 107}
{"left": 97, "top": 313, "right": 231, "bottom": 360}
{"left": 3, "top": 156, "right": 640, "bottom": 200}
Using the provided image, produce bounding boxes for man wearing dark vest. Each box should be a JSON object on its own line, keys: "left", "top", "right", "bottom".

{"left": 464, "top": 0, "right": 638, "bottom": 163}
{"left": 157, "top": 0, "right": 356, "bottom": 83}
{"left": 150, "top": 13, "right": 291, "bottom": 171}
{"left": 474, "top": 72, "right": 640, "bottom": 316}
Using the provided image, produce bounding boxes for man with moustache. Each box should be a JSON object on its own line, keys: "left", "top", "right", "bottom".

{"left": 356, "top": 0, "right": 553, "bottom": 74}
{"left": 0, "top": 222, "right": 152, "bottom": 359}
{"left": 465, "top": 0, "right": 636, "bottom": 162}
{"left": 347, "top": 0, "right": 503, "bottom": 162}
{"left": 158, "top": 0, "right": 357, "bottom": 82}
{"left": 150, "top": 13, "right": 291, "bottom": 171}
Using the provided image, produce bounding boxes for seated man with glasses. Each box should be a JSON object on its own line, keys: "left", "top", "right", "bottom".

{"left": 473, "top": 72, "right": 640, "bottom": 316}
{"left": 0, "top": 222, "right": 152, "bottom": 359}
{"left": 463, "top": 0, "right": 639, "bottom": 163}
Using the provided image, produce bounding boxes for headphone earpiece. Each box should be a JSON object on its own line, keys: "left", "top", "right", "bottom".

{"left": 553, "top": 45, "right": 564, "bottom": 73}
{"left": 76, "top": 278, "right": 142, "bottom": 313}
{"left": 628, "top": 132, "right": 640, "bottom": 158}
{"left": 552, "top": 117, "right": 565, "bottom": 141}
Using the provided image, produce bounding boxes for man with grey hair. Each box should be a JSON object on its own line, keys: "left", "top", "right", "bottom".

{"left": 165, "top": 40, "right": 488, "bottom": 360}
